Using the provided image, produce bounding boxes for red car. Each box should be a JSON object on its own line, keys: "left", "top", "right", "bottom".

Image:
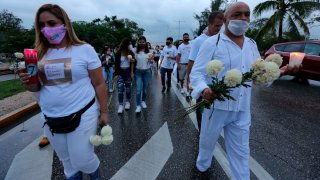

{"left": 264, "top": 40, "right": 320, "bottom": 81}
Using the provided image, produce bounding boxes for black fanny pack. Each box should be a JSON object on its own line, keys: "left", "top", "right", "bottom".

{"left": 43, "top": 98, "right": 95, "bottom": 134}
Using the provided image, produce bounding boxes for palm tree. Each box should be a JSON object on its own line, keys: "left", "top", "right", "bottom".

{"left": 253, "top": 0, "right": 320, "bottom": 42}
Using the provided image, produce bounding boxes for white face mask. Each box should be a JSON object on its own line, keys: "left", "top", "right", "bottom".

{"left": 227, "top": 20, "right": 249, "bottom": 36}
{"left": 128, "top": 44, "right": 133, "bottom": 50}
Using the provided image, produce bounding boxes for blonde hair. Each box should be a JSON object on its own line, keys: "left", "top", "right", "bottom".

{"left": 34, "top": 4, "right": 85, "bottom": 60}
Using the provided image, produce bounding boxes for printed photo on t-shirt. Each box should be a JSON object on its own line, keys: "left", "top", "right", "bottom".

{"left": 38, "top": 58, "right": 72, "bottom": 86}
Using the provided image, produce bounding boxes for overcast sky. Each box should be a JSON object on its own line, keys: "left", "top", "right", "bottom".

{"left": 1, "top": 0, "right": 319, "bottom": 44}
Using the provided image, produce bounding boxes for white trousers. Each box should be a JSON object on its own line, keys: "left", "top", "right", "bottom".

{"left": 44, "top": 106, "right": 100, "bottom": 178}
{"left": 196, "top": 108, "right": 251, "bottom": 180}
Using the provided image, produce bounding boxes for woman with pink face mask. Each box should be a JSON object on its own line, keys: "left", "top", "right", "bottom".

{"left": 18, "top": 4, "right": 108, "bottom": 180}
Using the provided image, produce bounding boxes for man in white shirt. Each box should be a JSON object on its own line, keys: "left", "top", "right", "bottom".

{"left": 176, "top": 33, "right": 192, "bottom": 94}
{"left": 190, "top": 2, "right": 298, "bottom": 179}
{"left": 187, "top": 11, "right": 224, "bottom": 132}
{"left": 159, "top": 37, "right": 178, "bottom": 92}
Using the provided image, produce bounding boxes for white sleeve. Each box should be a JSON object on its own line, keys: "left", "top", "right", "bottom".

{"left": 177, "top": 45, "right": 182, "bottom": 55}
{"left": 190, "top": 38, "right": 216, "bottom": 99}
{"left": 86, "top": 44, "right": 102, "bottom": 70}
{"left": 188, "top": 40, "right": 199, "bottom": 61}
{"left": 173, "top": 46, "right": 178, "bottom": 56}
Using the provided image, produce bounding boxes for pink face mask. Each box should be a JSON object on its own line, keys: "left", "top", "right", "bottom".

{"left": 41, "top": 25, "right": 67, "bottom": 44}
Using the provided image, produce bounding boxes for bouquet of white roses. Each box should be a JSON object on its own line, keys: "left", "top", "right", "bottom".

{"left": 181, "top": 54, "right": 282, "bottom": 118}
{"left": 90, "top": 124, "right": 114, "bottom": 146}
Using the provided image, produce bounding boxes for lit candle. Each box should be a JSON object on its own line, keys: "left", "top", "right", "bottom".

{"left": 289, "top": 52, "right": 304, "bottom": 67}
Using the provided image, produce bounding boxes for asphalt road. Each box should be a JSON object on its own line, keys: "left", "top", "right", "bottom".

{"left": 0, "top": 73, "right": 319, "bottom": 179}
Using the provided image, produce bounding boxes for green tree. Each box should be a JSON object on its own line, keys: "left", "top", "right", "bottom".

{"left": 193, "top": 0, "right": 233, "bottom": 36}
{"left": 0, "top": 9, "right": 34, "bottom": 53}
{"left": 253, "top": 0, "right": 320, "bottom": 42}
{"left": 0, "top": 9, "right": 22, "bottom": 32}
{"left": 73, "top": 16, "right": 144, "bottom": 53}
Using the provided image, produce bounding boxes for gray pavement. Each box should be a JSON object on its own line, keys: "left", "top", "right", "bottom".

{"left": 0, "top": 74, "right": 17, "bottom": 82}
{"left": 0, "top": 72, "right": 319, "bottom": 179}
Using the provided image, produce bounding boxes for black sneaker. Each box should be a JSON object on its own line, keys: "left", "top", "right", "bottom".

{"left": 194, "top": 168, "right": 210, "bottom": 180}
{"left": 162, "top": 87, "right": 166, "bottom": 92}
{"left": 166, "top": 86, "right": 171, "bottom": 92}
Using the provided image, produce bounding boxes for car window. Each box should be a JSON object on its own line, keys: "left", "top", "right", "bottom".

{"left": 275, "top": 44, "right": 286, "bottom": 51}
{"left": 283, "top": 43, "right": 304, "bottom": 53}
{"left": 304, "top": 43, "right": 320, "bottom": 56}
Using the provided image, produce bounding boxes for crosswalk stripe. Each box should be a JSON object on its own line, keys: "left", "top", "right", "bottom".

{"left": 110, "top": 122, "right": 173, "bottom": 180}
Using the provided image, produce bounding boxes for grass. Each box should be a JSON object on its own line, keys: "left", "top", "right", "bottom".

{"left": 0, "top": 79, "right": 26, "bottom": 100}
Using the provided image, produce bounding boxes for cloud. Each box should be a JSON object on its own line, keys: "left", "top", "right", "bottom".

{"left": 1, "top": 0, "right": 319, "bottom": 44}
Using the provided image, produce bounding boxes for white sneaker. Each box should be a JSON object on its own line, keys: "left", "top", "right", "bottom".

{"left": 125, "top": 102, "right": 130, "bottom": 110}
{"left": 141, "top": 101, "right": 147, "bottom": 108}
{"left": 135, "top": 106, "right": 141, "bottom": 113}
{"left": 117, "top": 105, "right": 124, "bottom": 114}
{"left": 180, "top": 89, "right": 185, "bottom": 94}
{"left": 109, "top": 89, "right": 113, "bottom": 93}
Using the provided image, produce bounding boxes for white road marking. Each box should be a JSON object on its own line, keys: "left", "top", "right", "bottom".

{"left": 111, "top": 122, "right": 173, "bottom": 180}
{"left": 5, "top": 137, "right": 53, "bottom": 180}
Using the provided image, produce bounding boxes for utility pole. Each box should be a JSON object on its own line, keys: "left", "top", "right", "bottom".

{"left": 176, "top": 20, "right": 185, "bottom": 39}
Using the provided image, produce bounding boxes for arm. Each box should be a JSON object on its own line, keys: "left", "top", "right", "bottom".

{"left": 89, "top": 67, "right": 109, "bottom": 125}
{"left": 186, "top": 60, "right": 194, "bottom": 90}
{"left": 190, "top": 38, "right": 216, "bottom": 100}
{"left": 176, "top": 53, "right": 181, "bottom": 70}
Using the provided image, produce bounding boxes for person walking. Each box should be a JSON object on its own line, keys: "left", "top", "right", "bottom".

{"left": 18, "top": 4, "right": 108, "bottom": 179}
{"left": 176, "top": 33, "right": 191, "bottom": 94}
{"left": 187, "top": 11, "right": 224, "bottom": 132}
{"left": 132, "top": 36, "right": 153, "bottom": 113}
{"left": 104, "top": 47, "right": 115, "bottom": 93}
{"left": 190, "top": 2, "right": 300, "bottom": 179}
{"left": 153, "top": 45, "right": 161, "bottom": 71}
{"left": 114, "top": 39, "right": 135, "bottom": 113}
{"left": 159, "top": 37, "right": 177, "bottom": 92}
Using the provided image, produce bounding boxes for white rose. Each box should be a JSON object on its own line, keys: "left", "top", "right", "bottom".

{"left": 101, "top": 125, "right": 112, "bottom": 137}
{"left": 265, "top": 54, "right": 283, "bottom": 67}
{"left": 207, "top": 60, "right": 223, "bottom": 76}
{"left": 264, "top": 61, "right": 280, "bottom": 81}
{"left": 127, "top": 55, "right": 132, "bottom": 59}
{"left": 224, "top": 69, "right": 242, "bottom": 87}
{"left": 14, "top": 52, "right": 24, "bottom": 59}
{"left": 148, "top": 53, "right": 153, "bottom": 58}
{"left": 90, "top": 135, "right": 102, "bottom": 146}
{"left": 101, "top": 135, "right": 114, "bottom": 145}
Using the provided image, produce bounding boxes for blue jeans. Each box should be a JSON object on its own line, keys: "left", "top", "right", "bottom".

{"left": 104, "top": 67, "right": 114, "bottom": 90}
{"left": 117, "top": 69, "right": 132, "bottom": 105}
{"left": 135, "top": 69, "right": 151, "bottom": 106}
{"left": 160, "top": 67, "right": 173, "bottom": 88}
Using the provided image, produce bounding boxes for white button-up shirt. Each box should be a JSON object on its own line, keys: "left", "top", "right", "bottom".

{"left": 190, "top": 33, "right": 261, "bottom": 112}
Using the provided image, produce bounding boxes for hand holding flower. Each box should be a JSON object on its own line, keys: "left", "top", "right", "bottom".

{"left": 90, "top": 125, "right": 113, "bottom": 146}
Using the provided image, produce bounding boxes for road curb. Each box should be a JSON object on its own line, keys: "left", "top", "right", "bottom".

{"left": 0, "top": 102, "right": 39, "bottom": 129}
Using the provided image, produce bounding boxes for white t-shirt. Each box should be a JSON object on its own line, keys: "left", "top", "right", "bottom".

{"left": 178, "top": 43, "right": 192, "bottom": 64}
{"left": 160, "top": 46, "right": 178, "bottom": 69}
{"left": 135, "top": 51, "right": 150, "bottom": 70}
{"left": 120, "top": 56, "right": 130, "bottom": 68}
{"left": 38, "top": 44, "right": 101, "bottom": 117}
{"left": 188, "top": 33, "right": 209, "bottom": 61}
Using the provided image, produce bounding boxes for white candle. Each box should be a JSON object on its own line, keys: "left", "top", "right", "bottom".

{"left": 289, "top": 52, "right": 304, "bottom": 67}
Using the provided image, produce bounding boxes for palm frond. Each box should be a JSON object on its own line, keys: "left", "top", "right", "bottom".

{"left": 255, "top": 11, "right": 281, "bottom": 40}
{"left": 253, "top": 1, "right": 279, "bottom": 17}
{"left": 287, "top": 10, "right": 310, "bottom": 35}
{"left": 287, "top": 16, "right": 300, "bottom": 36}
{"left": 289, "top": 1, "right": 320, "bottom": 18}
